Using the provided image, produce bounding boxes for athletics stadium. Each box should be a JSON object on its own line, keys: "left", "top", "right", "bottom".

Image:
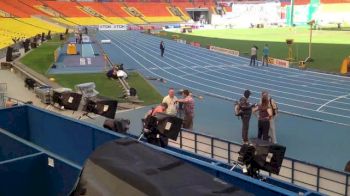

{"left": 0, "top": 0, "right": 349, "bottom": 195}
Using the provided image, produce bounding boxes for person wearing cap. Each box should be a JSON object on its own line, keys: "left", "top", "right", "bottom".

{"left": 235, "top": 90, "right": 254, "bottom": 144}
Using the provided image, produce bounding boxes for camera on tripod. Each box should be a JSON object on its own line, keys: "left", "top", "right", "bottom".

{"left": 234, "top": 139, "right": 286, "bottom": 180}
{"left": 140, "top": 112, "right": 183, "bottom": 148}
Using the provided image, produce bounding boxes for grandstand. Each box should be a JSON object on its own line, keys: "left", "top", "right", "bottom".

{"left": 1, "top": 0, "right": 350, "bottom": 195}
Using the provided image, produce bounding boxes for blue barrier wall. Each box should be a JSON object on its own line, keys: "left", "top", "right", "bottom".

{"left": 0, "top": 106, "right": 30, "bottom": 139}
{"left": 0, "top": 105, "right": 323, "bottom": 196}
{"left": 0, "top": 133, "right": 38, "bottom": 162}
{"left": 0, "top": 153, "right": 79, "bottom": 196}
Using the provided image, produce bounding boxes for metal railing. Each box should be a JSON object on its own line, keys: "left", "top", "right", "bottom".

{"left": 168, "top": 130, "right": 350, "bottom": 196}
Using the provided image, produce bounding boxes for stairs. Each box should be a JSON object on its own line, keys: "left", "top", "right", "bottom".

{"left": 75, "top": 1, "right": 113, "bottom": 24}
{"left": 32, "top": 15, "right": 72, "bottom": 29}
{"left": 122, "top": 2, "right": 149, "bottom": 24}
{"left": 101, "top": 3, "right": 134, "bottom": 25}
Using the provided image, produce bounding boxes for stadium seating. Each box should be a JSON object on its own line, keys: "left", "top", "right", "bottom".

{"left": 0, "top": 18, "right": 65, "bottom": 49}
{"left": 45, "top": 1, "right": 90, "bottom": 17}
{"left": 125, "top": 3, "right": 172, "bottom": 17}
{"left": 0, "top": 1, "right": 28, "bottom": 17}
{"left": 80, "top": 2, "right": 118, "bottom": 17}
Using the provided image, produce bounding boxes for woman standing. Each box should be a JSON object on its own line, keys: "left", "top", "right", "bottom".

{"left": 253, "top": 92, "right": 272, "bottom": 141}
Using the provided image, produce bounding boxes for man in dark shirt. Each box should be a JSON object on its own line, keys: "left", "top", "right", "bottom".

{"left": 235, "top": 90, "right": 253, "bottom": 144}
{"left": 160, "top": 41, "right": 165, "bottom": 57}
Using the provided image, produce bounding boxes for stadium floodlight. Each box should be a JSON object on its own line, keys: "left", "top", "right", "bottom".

{"left": 305, "top": 20, "right": 315, "bottom": 63}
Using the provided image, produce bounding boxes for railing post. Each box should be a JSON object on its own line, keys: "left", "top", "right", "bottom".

{"left": 316, "top": 167, "right": 320, "bottom": 192}
{"left": 227, "top": 142, "right": 231, "bottom": 164}
{"left": 345, "top": 174, "right": 349, "bottom": 196}
{"left": 291, "top": 160, "right": 295, "bottom": 184}
{"left": 194, "top": 134, "right": 197, "bottom": 153}
{"left": 179, "top": 130, "right": 183, "bottom": 149}
{"left": 211, "top": 138, "right": 214, "bottom": 159}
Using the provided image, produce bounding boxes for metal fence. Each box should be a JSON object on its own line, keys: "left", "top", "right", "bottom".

{"left": 169, "top": 130, "right": 350, "bottom": 196}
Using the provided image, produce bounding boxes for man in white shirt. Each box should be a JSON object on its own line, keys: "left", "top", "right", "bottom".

{"left": 162, "top": 88, "right": 178, "bottom": 116}
{"left": 250, "top": 46, "right": 258, "bottom": 66}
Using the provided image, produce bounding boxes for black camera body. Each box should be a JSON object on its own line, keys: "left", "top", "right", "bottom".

{"left": 143, "top": 113, "right": 183, "bottom": 148}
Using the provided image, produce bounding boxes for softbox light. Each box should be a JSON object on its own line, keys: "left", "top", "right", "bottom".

{"left": 252, "top": 139, "right": 286, "bottom": 175}
{"left": 60, "top": 92, "right": 82, "bottom": 111}
{"left": 154, "top": 113, "right": 183, "bottom": 140}
{"left": 84, "top": 99, "right": 118, "bottom": 119}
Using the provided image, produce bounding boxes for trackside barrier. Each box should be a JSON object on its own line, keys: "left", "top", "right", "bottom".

{"left": 209, "top": 45, "right": 240, "bottom": 56}
{"left": 169, "top": 130, "right": 350, "bottom": 196}
{"left": 190, "top": 42, "right": 201, "bottom": 47}
{"left": 0, "top": 105, "right": 323, "bottom": 196}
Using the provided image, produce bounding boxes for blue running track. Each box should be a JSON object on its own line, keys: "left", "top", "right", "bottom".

{"left": 97, "top": 30, "right": 350, "bottom": 171}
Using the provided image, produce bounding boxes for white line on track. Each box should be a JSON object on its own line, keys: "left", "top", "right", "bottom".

{"left": 132, "top": 32, "right": 350, "bottom": 95}
{"left": 101, "top": 32, "right": 350, "bottom": 127}
{"left": 103, "top": 31, "right": 350, "bottom": 120}
{"left": 317, "top": 93, "right": 350, "bottom": 112}
{"left": 117, "top": 32, "right": 350, "bottom": 108}
{"left": 135, "top": 31, "right": 350, "bottom": 89}
{"left": 160, "top": 32, "right": 350, "bottom": 84}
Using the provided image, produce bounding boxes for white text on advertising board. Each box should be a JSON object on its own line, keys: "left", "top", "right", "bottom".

{"left": 268, "top": 57, "right": 290, "bottom": 68}
{"left": 209, "top": 46, "right": 240, "bottom": 56}
{"left": 99, "top": 25, "right": 127, "bottom": 31}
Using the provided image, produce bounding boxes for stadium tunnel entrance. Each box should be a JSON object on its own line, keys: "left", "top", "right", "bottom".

{"left": 186, "top": 8, "right": 211, "bottom": 24}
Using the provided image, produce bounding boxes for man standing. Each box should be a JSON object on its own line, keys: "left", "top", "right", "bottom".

{"left": 176, "top": 89, "right": 194, "bottom": 130}
{"left": 264, "top": 91, "right": 278, "bottom": 143}
{"left": 235, "top": 90, "right": 253, "bottom": 144}
{"left": 262, "top": 44, "right": 269, "bottom": 66}
{"left": 249, "top": 46, "right": 257, "bottom": 66}
{"left": 160, "top": 41, "right": 165, "bottom": 57}
{"left": 162, "top": 88, "right": 178, "bottom": 116}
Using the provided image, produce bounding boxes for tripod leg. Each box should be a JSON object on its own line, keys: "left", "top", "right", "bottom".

{"left": 138, "top": 132, "right": 144, "bottom": 141}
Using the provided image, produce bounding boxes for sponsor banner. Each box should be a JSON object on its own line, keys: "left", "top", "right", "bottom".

{"left": 209, "top": 46, "right": 239, "bottom": 56}
{"left": 190, "top": 42, "right": 200, "bottom": 47}
{"left": 268, "top": 57, "right": 289, "bottom": 68}
{"left": 176, "top": 39, "right": 187, "bottom": 44}
{"left": 99, "top": 24, "right": 128, "bottom": 31}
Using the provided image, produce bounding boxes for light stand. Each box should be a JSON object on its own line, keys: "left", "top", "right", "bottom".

{"left": 304, "top": 20, "right": 315, "bottom": 63}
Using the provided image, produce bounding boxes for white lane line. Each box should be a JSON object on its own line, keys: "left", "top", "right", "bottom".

{"left": 104, "top": 31, "right": 350, "bottom": 119}
{"left": 134, "top": 32, "right": 350, "bottom": 94}
{"left": 101, "top": 31, "right": 350, "bottom": 126}
{"left": 135, "top": 31, "right": 350, "bottom": 89}
{"left": 118, "top": 32, "right": 350, "bottom": 108}
{"left": 317, "top": 94, "right": 350, "bottom": 112}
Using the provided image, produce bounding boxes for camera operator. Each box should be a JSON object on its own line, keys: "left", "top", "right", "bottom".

{"left": 143, "top": 103, "right": 169, "bottom": 147}
{"left": 235, "top": 90, "right": 254, "bottom": 144}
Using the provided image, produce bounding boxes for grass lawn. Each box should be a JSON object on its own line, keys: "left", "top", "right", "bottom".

{"left": 161, "top": 28, "right": 350, "bottom": 72}
{"left": 19, "top": 34, "right": 162, "bottom": 105}
{"left": 51, "top": 72, "right": 162, "bottom": 105}
{"left": 20, "top": 36, "right": 63, "bottom": 75}
{"left": 126, "top": 72, "right": 163, "bottom": 105}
